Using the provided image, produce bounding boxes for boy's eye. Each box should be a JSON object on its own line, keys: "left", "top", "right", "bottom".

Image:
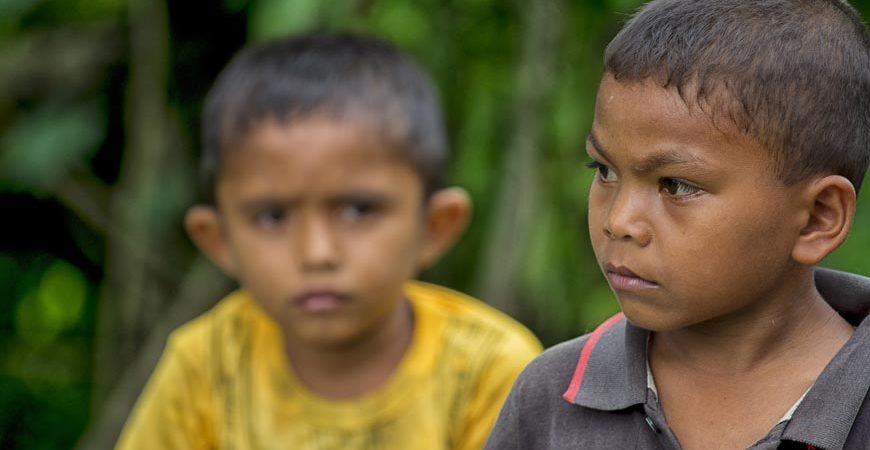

{"left": 254, "top": 207, "right": 288, "bottom": 228}
{"left": 660, "top": 178, "right": 701, "bottom": 198}
{"left": 337, "top": 200, "right": 380, "bottom": 222}
{"left": 585, "top": 161, "right": 618, "bottom": 183}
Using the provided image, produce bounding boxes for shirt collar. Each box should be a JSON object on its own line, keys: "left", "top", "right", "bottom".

{"left": 561, "top": 268, "right": 870, "bottom": 449}
{"left": 781, "top": 269, "right": 870, "bottom": 450}
{"left": 562, "top": 312, "right": 649, "bottom": 410}
{"left": 814, "top": 267, "right": 870, "bottom": 326}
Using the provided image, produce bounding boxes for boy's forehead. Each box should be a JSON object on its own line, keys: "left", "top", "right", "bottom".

{"left": 594, "top": 76, "right": 706, "bottom": 140}
{"left": 214, "top": 117, "right": 424, "bottom": 193}
{"left": 225, "top": 116, "right": 410, "bottom": 165}
{"left": 598, "top": 76, "right": 746, "bottom": 140}
{"left": 590, "top": 75, "right": 776, "bottom": 173}
{"left": 596, "top": 75, "right": 706, "bottom": 119}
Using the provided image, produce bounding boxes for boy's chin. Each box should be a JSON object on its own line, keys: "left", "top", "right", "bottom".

{"left": 290, "top": 326, "right": 369, "bottom": 351}
{"left": 617, "top": 303, "right": 695, "bottom": 333}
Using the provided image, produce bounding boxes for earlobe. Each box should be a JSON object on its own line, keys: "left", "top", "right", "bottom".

{"left": 417, "top": 187, "right": 472, "bottom": 270}
{"left": 792, "top": 175, "right": 856, "bottom": 265}
{"left": 185, "top": 205, "right": 238, "bottom": 276}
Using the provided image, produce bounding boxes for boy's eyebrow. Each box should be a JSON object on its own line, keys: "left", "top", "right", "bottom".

{"left": 586, "top": 132, "right": 614, "bottom": 166}
{"left": 586, "top": 131, "right": 708, "bottom": 175}
{"left": 327, "top": 191, "right": 393, "bottom": 206}
{"left": 632, "top": 149, "right": 708, "bottom": 175}
{"left": 237, "top": 192, "right": 394, "bottom": 212}
{"left": 238, "top": 197, "right": 297, "bottom": 212}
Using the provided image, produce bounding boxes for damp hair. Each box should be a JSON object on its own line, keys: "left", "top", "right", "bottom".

{"left": 604, "top": 0, "right": 870, "bottom": 191}
{"left": 200, "top": 32, "right": 448, "bottom": 203}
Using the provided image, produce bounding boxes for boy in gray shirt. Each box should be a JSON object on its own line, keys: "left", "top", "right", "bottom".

{"left": 486, "top": 0, "right": 870, "bottom": 448}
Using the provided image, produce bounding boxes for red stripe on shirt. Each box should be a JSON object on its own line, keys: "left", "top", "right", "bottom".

{"left": 562, "top": 312, "right": 626, "bottom": 403}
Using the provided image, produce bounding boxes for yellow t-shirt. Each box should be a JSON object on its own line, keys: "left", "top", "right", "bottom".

{"left": 116, "top": 281, "right": 542, "bottom": 450}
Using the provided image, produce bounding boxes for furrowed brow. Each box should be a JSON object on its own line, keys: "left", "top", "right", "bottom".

{"left": 587, "top": 131, "right": 708, "bottom": 175}
{"left": 632, "top": 150, "right": 706, "bottom": 175}
{"left": 327, "top": 191, "right": 392, "bottom": 206}
{"left": 239, "top": 197, "right": 297, "bottom": 213}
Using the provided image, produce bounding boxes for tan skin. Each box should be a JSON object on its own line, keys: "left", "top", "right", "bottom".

{"left": 185, "top": 117, "right": 470, "bottom": 399}
{"left": 588, "top": 75, "right": 856, "bottom": 449}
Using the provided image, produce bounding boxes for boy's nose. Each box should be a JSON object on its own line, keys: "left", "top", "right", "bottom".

{"left": 603, "top": 190, "right": 651, "bottom": 246}
{"left": 297, "top": 216, "right": 339, "bottom": 271}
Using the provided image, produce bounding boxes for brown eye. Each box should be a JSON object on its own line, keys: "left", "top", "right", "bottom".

{"left": 585, "top": 161, "right": 617, "bottom": 183}
{"left": 660, "top": 178, "right": 699, "bottom": 197}
{"left": 255, "top": 207, "right": 287, "bottom": 228}
{"left": 337, "top": 199, "right": 381, "bottom": 222}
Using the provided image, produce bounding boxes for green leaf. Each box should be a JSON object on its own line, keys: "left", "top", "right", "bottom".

{"left": 369, "top": 1, "right": 430, "bottom": 48}
{"left": 0, "top": 102, "right": 105, "bottom": 193}
{"left": 15, "top": 259, "right": 88, "bottom": 344}
{"left": 249, "top": 0, "right": 322, "bottom": 40}
{"left": 0, "top": 0, "right": 43, "bottom": 23}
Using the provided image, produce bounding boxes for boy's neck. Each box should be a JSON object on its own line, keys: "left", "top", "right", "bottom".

{"left": 283, "top": 300, "right": 415, "bottom": 400}
{"left": 647, "top": 269, "right": 855, "bottom": 449}
{"left": 650, "top": 269, "right": 854, "bottom": 374}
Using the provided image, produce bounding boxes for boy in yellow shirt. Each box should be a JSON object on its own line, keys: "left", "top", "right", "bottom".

{"left": 116, "top": 33, "right": 542, "bottom": 450}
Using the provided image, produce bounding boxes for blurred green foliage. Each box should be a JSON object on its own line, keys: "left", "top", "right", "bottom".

{"left": 0, "top": 103, "right": 106, "bottom": 193}
{"left": 15, "top": 259, "right": 88, "bottom": 344}
{"left": 1, "top": 0, "right": 869, "bottom": 449}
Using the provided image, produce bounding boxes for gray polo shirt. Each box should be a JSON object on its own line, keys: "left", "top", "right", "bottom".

{"left": 485, "top": 268, "right": 870, "bottom": 450}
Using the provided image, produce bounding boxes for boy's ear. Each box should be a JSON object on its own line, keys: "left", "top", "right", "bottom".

{"left": 417, "top": 187, "right": 472, "bottom": 270}
{"left": 792, "top": 175, "right": 856, "bottom": 265}
{"left": 185, "top": 205, "right": 238, "bottom": 277}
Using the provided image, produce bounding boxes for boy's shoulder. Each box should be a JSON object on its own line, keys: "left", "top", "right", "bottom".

{"left": 814, "top": 267, "right": 870, "bottom": 325}
{"left": 173, "top": 289, "right": 256, "bottom": 334}
{"left": 483, "top": 315, "right": 655, "bottom": 450}
{"left": 405, "top": 280, "right": 540, "bottom": 347}
{"left": 509, "top": 333, "right": 595, "bottom": 401}
{"left": 162, "top": 290, "right": 266, "bottom": 367}
{"left": 404, "top": 281, "right": 543, "bottom": 368}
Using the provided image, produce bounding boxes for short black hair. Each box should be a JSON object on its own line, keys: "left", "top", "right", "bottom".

{"left": 605, "top": 0, "right": 870, "bottom": 191}
{"left": 200, "top": 32, "right": 447, "bottom": 203}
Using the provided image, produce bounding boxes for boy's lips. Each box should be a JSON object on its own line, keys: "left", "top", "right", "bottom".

{"left": 605, "top": 263, "right": 659, "bottom": 291}
{"left": 294, "top": 291, "right": 350, "bottom": 313}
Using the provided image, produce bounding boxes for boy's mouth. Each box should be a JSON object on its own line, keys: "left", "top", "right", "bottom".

{"left": 605, "top": 263, "right": 659, "bottom": 291}
{"left": 294, "top": 291, "right": 350, "bottom": 313}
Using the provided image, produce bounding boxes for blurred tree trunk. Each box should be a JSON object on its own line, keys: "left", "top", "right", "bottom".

{"left": 82, "top": 1, "right": 236, "bottom": 448}
{"left": 90, "top": 0, "right": 172, "bottom": 432}
{"left": 475, "top": 0, "right": 562, "bottom": 314}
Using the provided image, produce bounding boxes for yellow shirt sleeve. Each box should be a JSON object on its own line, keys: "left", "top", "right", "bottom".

{"left": 115, "top": 331, "right": 217, "bottom": 450}
{"left": 454, "top": 330, "right": 542, "bottom": 450}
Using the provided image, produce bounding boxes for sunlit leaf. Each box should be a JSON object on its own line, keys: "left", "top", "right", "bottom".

{"left": 248, "top": 0, "right": 321, "bottom": 40}
{"left": 370, "top": 1, "right": 429, "bottom": 48}
{"left": 15, "top": 259, "right": 88, "bottom": 344}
